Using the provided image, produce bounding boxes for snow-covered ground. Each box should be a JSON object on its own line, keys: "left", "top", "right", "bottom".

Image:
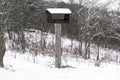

{"left": 0, "top": 50, "right": 120, "bottom": 80}
{"left": 1, "top": 29, "right": 120, "bottom": 80}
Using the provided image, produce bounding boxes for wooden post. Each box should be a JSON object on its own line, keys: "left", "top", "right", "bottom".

{"left": 54, "top": 23, "right": 61, "bottom": 68}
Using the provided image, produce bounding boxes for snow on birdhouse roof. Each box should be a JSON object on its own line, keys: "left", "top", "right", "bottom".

{"left": 47, "top": 8, "right": 72, "bottom": 14}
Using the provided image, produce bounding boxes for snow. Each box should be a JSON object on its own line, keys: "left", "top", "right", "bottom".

{"left": 0, "top": 50, "right": 120, "bottom": 80}
{"left": 1, "top": 29, "right": 120, "bottom": 80}
{"left": 47, "top": 8, "right": 72, "bottom": 14}
{"left": 0, "top": 12, "right": 4, "bottom": 15}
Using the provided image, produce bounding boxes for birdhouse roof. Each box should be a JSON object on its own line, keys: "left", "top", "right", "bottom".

{"left": 47, "top": 8, "right": 72, "bottom": 14}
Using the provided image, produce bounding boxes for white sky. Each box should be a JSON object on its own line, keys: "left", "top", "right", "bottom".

{"left": 45, "top": 0, "right": 120, "bottom": 11}
{"left": 59, "top": 0, "right": 120, "bottom": 11}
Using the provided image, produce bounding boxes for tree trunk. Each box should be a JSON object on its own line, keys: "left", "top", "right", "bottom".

{"left": 78, "top": 41, "right": 82, "bottom": 56}
{"left": 0, "top": 31, "right": 6, "bottom": 67}
{"left": 84, "top": 39, "right": 88, "bottom": 59}
{"left": 87, "top": 42, "right": 90, "bottom": 59}
{"left": 97, "top": 43, "right": 100, "bottom": 60}
{"left": 7, "top": 30, "right": 12, "bottom": 39}
{"left": 20, "top": 31, "right": 25, "bottom": 53}
{"left": 71, "top": 39, "right": 73, "bottom": 54}
{"left": 41, "top": 31, "right": 46, "bottom": 54}
{"left": 95, "top": 43, "right": 100, "bottom": 66}
{"left": 78, "top": 28, "right": 82, "bottom": 57}
{"left": 17, "top": 31, "right": 25, "bottom": 52}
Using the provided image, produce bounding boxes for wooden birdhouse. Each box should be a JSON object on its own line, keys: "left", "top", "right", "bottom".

{"left": 46, "top": 8, "right": 72, "bottom": 23}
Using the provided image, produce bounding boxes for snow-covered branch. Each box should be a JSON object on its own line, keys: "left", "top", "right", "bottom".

{"left": 77, "top": 6, "right": 85, "bottom": 17}
{"left": 0, "top": 12, "right": 7, "bottom": 15}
